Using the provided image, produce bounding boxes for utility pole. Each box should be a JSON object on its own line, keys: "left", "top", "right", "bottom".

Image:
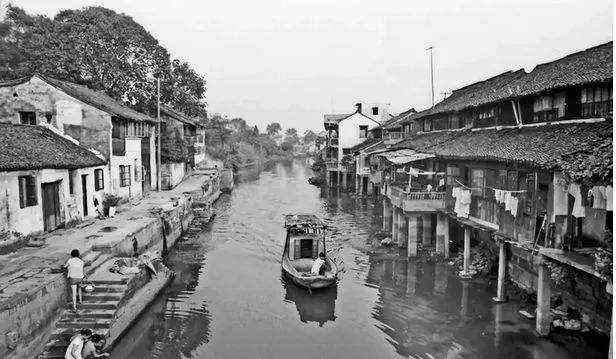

{"left": 427, "top": 45, "right": 435, "bottom": 107}
{"left": 156, "top": 77, "right": 162, "bottom": 191}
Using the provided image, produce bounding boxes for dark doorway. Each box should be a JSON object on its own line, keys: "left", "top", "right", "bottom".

{"left": 141, "top": 137, "right": 151, "bottom": 193}
{"left": 42, "top": 181, "right": 61, "bottom": 231}
{"left": 81, "top": 175, "right": 88, "bottom": 217}
{"left": 300, "top": 238, "right": 313, "bottom": 258}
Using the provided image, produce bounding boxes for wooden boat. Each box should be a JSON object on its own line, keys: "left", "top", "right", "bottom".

{"left": 282, "top": 214, "right": 338, "bottom": 289}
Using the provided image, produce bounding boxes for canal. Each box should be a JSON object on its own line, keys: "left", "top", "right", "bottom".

{"left": 112, "top": 160, "right": 606, "bottom": 359}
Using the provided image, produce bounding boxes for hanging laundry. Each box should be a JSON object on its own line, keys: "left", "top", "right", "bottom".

{"left": 438, "top": 178, "right": 445, "bottom": 187}
{"left": 607, "top": 186, "right": 613, "bottom": 211}
{"left": 569, "top": 183, "right": 586, "bottom": 218}
{"left": 493, "top": 189, "right": 507, "bottom": 205}
{"left": 452, "top": 187, "right": 471, "bottom": 218}
{"left": 589, "top": 186, "right": 607, "bottom": 209}
{"left": 504, "top": 192, "right": 519, "bottom": 218}
{"left": 553, "top": 172, "right": 569, "bottom": 217}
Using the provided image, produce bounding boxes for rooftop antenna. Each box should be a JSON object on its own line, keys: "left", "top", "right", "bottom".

{"left": 426, "top": 45, "right": 435, "bottom": 107}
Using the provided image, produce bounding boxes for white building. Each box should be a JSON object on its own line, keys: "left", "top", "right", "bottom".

{"left": 322, "top": 102, "right": 388, "bottom": 187}
{"left": 0, "top": 74, "right": 158, "bottom": 200}
{"left": 0, "top": 123, "right": 108, "bottom": 236}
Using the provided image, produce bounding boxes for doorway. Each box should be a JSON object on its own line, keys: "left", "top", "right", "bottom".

{"left": 141, "top": 137, "right": 151, "bottom": 193}
{"left": 81, "top": 174, "right": 88, "bottom": 217}
{"left": 42, "top": 181, "right": 61, "bottom": 231}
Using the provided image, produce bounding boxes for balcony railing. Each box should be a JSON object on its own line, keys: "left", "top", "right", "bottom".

{"left": 386, "top": 185, "right": 445, "bottom": 212}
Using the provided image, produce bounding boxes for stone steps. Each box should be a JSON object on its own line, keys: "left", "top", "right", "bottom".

{"left": 38, "top": 255, "right": 127, "bottom": 359}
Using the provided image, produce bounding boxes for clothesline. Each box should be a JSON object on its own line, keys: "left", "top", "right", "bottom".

{"left": 454, "top": 179, "right": 528, "bottom": 193}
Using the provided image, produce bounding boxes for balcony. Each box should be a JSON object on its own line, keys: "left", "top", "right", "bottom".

{"left": 383, "top": 132, "right": 408, "bottom": 144}
{"left": 357, "top": 166, "right": 371, "bottom": 175}
{"left": 386, "top": 185, "right": 445, "bottom": 212}
{"left": 325, "top": 160, "right": 350, "bottom": 172}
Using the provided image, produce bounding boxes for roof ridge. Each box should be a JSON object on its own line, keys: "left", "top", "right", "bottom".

{"left": 530, "top": 41, "right": 613, "bottom": 71}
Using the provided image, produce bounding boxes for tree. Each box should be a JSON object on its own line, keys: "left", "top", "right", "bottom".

{"left": 266, "top": 122, "right": 281, "bottom": 136}
{"left": 0, "top": 5, "right": 207, "bottom": 118}
{"left": 302, "top": 130, "right": 317, "bottom": 144}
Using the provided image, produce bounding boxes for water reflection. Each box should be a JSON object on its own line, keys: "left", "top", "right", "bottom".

{"left": 282, "top": 279, "right": 337, "bottom": 326}
{"left": 111, "top": 237, "right": 212, "bottom": 359}
{"left": 112, "top": 161, "right": 607, "bottom": 359}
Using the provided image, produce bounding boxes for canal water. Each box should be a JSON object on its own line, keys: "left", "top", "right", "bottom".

{"left": 112, "top": 160, "right": 606, "bottom": 359}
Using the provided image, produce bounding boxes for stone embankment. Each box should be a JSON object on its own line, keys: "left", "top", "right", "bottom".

{"left": 0, "top": 173, "right": 221, "bottom": 359}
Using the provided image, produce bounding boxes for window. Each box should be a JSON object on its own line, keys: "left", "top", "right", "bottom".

{"left": 94, "top": 169, "right": 104, "bottom": 190}
{"left": 423, "top": 119, "right": 433, "bottom": 132}
{"left": 581, "top": 85, "right": 612, "bottom": 117}
{"left": 18, "top": 176, "right": 37, "bottom": 208}
{"left": 119, "top": 165, "right": 131, "bottom": 187}
{"left": 69, "top": 170, "right": 76, "bottom": 195}
{"left": 470, "top": 169, "right": 485, "bottom": 196}
{"left": 372, "top": 107, "right": 379, "bottom": 115}
{"left": 359, "top": 125, "right": 368, "bottom": 138}
{"left": 19, "top": 111, "right": 36, "bottom": 125}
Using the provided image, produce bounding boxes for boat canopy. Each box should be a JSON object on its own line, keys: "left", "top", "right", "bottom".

{"left": 284, "top": 214, "right": 325, "bottom": 229}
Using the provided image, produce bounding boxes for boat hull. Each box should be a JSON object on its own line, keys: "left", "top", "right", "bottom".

{"left": 281, "top": 233, "right": 337, "bottom": 290}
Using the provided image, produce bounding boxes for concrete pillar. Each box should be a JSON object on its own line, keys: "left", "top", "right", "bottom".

{"left": 341, "top": 172, "right": 347, "bottom": 189}
{"left": 536, "top": 261, "right": 552, "bottom": 336}
{"left": 326, "top": 171, "right": 332, "bottom": 187}
{"left": 435, "top": 214, "right": 449, "bottom": 256}
{"left": 422, "top": 213, "right": 433, "bottom": 246}
{"left": 407, "top": 214, "right": 419, "bottom": 257}
{"left": 493, "top": 240, "right": 507, "bottom": 303}
{"left": 355, "top": 175, "right": 360, "bottom": 193}
{"left": 462, "top": 227, "right": 471, "bottom": 276}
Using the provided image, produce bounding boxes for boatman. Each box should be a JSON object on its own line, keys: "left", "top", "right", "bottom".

{"left": 311, "top": 252, "right": 326, "bottom": 275}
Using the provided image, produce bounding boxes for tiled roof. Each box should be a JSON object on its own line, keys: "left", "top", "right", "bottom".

{"left": 432, "top": 70, "right": 525, "bottom": 113}
{"left": 512, "top": 41, "right": 613, "bottom": 98}
{"left": 382, "top": 107, "right": 418, "bottom": 130}
{"left": 348, "top": 138, "right": 381, "bottom": 153}
{"left": 161, "top": 105, "right": 197, "bottom": 126}
{"left": 391, "top": 120, "right": 612, "bottom": 184}
{"left": 37, "top": 75, "right": 155, "bottom": 123}
{"left": 0, "top": 124, "right": 106, "bottom": 171}
{"left": 395, "top": 42, "right": 613, "bottom": 128}
{"left": 324, "top": 113, "right": 353, "bottom": 123}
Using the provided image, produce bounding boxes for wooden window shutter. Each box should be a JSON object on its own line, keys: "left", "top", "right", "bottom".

{"left": 18, "top": 177, "right": 26, "bottom": 208}
{"left": 25, "top": 177, "right": 36, "bottom": 206}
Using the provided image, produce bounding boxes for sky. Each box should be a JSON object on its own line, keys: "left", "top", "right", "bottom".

{"left": 4, "top": 0, "right": 613, "bottom": 132}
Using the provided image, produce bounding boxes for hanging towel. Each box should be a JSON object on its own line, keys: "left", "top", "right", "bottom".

{"left": 438, "top": 178, "right": 445, "bottom": 188}
{"left": 453, "top": 187, "right": 471, "bottom": 218}
{"left": 607, "top": 186, "right": 613, "bottom": 211}
{"left": 503, "top": 192, "right": 518, "bottom": 217}
{"left": 569, "top": 183, "right": 586, "bottom": 218}
{"left": 589, "top": 186, "right": 607, "bottom": 209}
{"left": 553, "top": 172, "right": 569, "bottom": 216}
